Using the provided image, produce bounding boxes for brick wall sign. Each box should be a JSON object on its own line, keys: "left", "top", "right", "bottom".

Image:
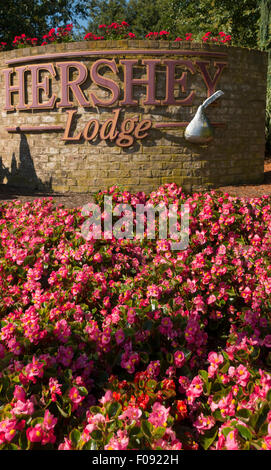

{"left": 0, "top": 40, "right": 268, "bottom": 193}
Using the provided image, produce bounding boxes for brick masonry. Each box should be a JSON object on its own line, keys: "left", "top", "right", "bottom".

{"left": 0, "top": 40, "right": 268, "bottom": 194}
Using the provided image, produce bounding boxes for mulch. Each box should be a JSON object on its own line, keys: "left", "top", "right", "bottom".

{"left": 0, "top": 160, "right": 271, "bottom": 210}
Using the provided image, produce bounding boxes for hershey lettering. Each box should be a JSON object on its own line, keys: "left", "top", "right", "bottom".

{"left": 3, "top": 58, "right": 227, "bottom": 111}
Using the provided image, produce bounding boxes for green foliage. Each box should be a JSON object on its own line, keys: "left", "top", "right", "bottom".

{"left": 259, "top": 0, "right": 271, "bottom": 49}
{"left": 86, "top": 0, "right": 260, "bottom": 47}
{"left": 87, "top": 0, "right": 128, "bottom": 32}
{"left": 172, "top": 0, "right": 260, "bottom": 47}
{"left": 0, "top": 0, "right": 88, "bottom": 45}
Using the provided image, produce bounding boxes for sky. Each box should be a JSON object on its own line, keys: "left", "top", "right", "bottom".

{"left": 74, "top": 13, "right": 89, "bottom": 36}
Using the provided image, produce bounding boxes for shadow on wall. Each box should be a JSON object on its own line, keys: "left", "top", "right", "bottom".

{"left": 0, "top": 134, "right": 52, "bottom": 193}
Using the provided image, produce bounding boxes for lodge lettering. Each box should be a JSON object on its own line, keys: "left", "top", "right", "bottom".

{"left": 62, "top": 108, "right": 152, "bottom": 147}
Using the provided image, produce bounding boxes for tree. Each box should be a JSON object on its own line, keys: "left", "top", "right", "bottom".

{"left": 87, "top": 0, "right": 128, "bottom": 32}
{"left": 85, "top": 0, "right": 260, "bottom": 46}
{"left": 126, "top": 0, "right": 161, "bottom": 37}
{"left": 259, "top": 0, "right": 271, "bottom": 49}
{"left": 169, "top": 0, "right": 259, "bottom": 47}
{"left": 0, "top": 0, "right": 89, "bottom": 45}
{"left": 86, "top": 0, "right": 163, "bottom": 37}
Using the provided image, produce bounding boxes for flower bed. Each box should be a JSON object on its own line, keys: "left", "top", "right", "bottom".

{"left": 0, "top": 22, "right": 231, "bottom": 52}
{"left": 0, "top": 184, "right": 271, "bottom": 450}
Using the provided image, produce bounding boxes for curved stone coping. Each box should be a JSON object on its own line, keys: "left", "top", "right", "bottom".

{"left": 5, "top": 49, "right": 228, "bottom": 65}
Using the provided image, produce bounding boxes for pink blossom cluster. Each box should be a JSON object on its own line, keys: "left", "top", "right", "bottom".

{"left": 0, "top": 184, "right": 270, "bottom": 449}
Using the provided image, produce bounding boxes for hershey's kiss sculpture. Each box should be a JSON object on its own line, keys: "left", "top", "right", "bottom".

{"left": 184, "top": 90, "right": 224, "bottom": 144}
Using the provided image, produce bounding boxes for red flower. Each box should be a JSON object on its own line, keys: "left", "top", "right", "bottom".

{"left": 161, "top": 379, "right": 175, "bottom": 390}
{"left": 176, "top": 400, "right": 188, "bottom": 420}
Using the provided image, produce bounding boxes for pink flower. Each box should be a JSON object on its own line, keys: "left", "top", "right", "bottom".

{"left": 194, "top": 413, "right": 215, "bottom": 434}
{"left": 26, "top": 424, "right": 44, "bottom": 442}
{"left": 207, "top": 294, "right": 216, "bottom": 304}
{"left": 99, "top": 390, "right": 113, "bottom": 404}
{"left": 105, "top": 429, "right": 129, "bottom": 450}
{"left": 225, "top": 429, "right": 239, "bottom": 450}
{"left": 0, "top": 344, "right": 5, "bottom": 359}
{"left": 186, "top": 376, "right": 203, "bottom": 403}
{"left": 235, "top": 365, "right": 250, "bottom": 387}
{"left": 12, "top": 399, "right": 34, "bottom": 416}
{"left": 148, "top": 402, "right": 170, "bottom": 427}
{"left": 264, "top": 335, "right": 271, "bottom": 348}
{"left": 119, "top": 406, "right": 142, "bottom": 424}
{"left": 263, "top": 436, "right": 271, "bottom": 450}
{"left": 43, "top": 410, "right": 57, "bottom": 431}
{"left": 58, "top": 437, "right": 73, "bottom": 450}
{"left": 174, "top": 350, "right": 185, "bottom": 368}
{"left": 115, "top": 329, "right": 125, "bottom": 344}
{"left": 13, "top": 385, "right": 26, "bottom": 402}
{"left": 49, "top": 377, "right": 62, "bottom": 401}
{"left": 69, "top": 387, "right": 85, "bottom": 408}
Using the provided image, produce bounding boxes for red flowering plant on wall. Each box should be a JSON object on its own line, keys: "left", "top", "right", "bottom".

{"left": 84, "top": 22, "right": 136, "bottom": 41}
{"left": 174, "top": 32, "right": 231, "bottom": 44}
{"left": 201, "top": 31, "right": 232, "bottom": 44}
{"left": 84, "top": 32, "right": 105, "bottom": 41}
{"left": 174, "top": 33, "right": 193, "bottom": 42}
{"left": 145, "top": 31, "right": 170, "bottom": 40}
{"left": 0, "top": 42, "right": 7, "bottom": 51}
{"left": 41, "top": 24, "right": 73, "bottom": 46}
{"left": 0, "top": 24, "right": 233, "bottom": 51}
{"left": 12, "top": 34, "right": 38, "bottom": 48}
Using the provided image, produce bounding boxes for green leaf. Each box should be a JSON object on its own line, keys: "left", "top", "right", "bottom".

{"left": 153, "top": 426, "right": 166, "bottom": 440}
{"left": 19, "top": 431, "right": 28, "bottom": 450}
{"left": 107, "top": 401, "right": 122, "bottom": 418}
{"left": 56, "top": 402, "right": 71, "bottom": 418}
{"left": 213, "top": 409, "right": 224, "bottom": 422}
{"left": 30, "top": 417, "right": 44, "bottom": 426}
{"left": 236, "top": 424, "right": 252, "bottom": 441}
{"left": 69, "top": 429, "right": 81, "bottom": 447}
{"left": 166, "top": 353, "right": 173, "bottom": 364}
{"left": 198, "top": 370, "right": 208, "bottom": 382}
{"left": 140, "top": 352, "right": 149, "bottom": 363}
{"left": 222, "top": 351, "right": 229, "bottom": 362}
{"left": 267, "top": 389, "right": 271, "bottom": 402}
{"left": 222, "top": 427, "right": 233, "bottom": 438}
{"left": 236, "top": 408, "right": 251, "bottom": 420}
{"left": 78, "top": 386, "right": 88, "bottom": 397}
{"left": 199, "top": 427, "right": 218, "bottom": 450}
{"left": 4, "top": 443, "right": 20, "bottom": 450}
{"left": 255, "top": 403, "right": 269, "bottom": 432}
{"left": 141, "top": 420, "right": 152, "bottom": 439}
{"left": 89, "top": 406, "right": 102, "bottom": 414}
{"left": 146, "top": 379, "right": 157, "bottom": 390}
{"left": 129, "top": 426, "right": 141, "bottom": 436}
{"left": 91, "top": 430, "right": 103, "bottom": 441}
{"left": 82, "top": 440, "right": 94, "bottom": 450}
